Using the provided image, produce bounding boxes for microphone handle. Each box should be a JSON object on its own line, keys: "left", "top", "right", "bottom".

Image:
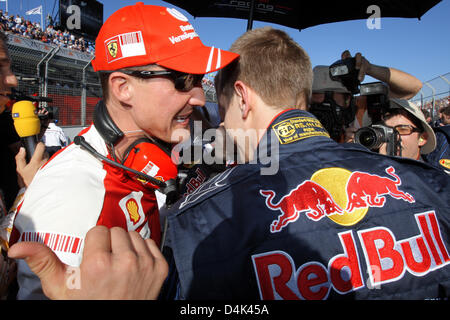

{"left": 22, "top": 135, "right": 38, "bottom": 162}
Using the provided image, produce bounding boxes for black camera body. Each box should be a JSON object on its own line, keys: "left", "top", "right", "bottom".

{"left": 329, "top": 57, "right": 360, "bottom": 94}
{"left": 360, "top": 81, "right": 390, "bottom": 124}
{"left": 355, "top": 124, "right": 401, "bottom": 156}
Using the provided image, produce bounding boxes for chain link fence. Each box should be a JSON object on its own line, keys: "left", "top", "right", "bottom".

{"left": 411, "top": 72, "right": 450, "bottom": 122}
{"left": 7, "top": 33, "right": 218, "bottom": 133}
{"left": 7, "top": 33, "right": 101, "bottom": 127}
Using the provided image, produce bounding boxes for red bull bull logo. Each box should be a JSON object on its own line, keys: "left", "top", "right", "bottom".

{"left": 261, "top": 166, "right": 415, "bottom": 232}
{"left": 260, "top": 181, "right": 344, "bottom": 232}
{"left": 345, "top": 166, "right": 414, "bottom": 213}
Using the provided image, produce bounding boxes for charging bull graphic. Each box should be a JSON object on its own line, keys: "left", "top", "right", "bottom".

{"left": 260, "top": 166, "right": 415, "bottom": 232}
{"left": 260, "top": 181, "right": 344, "bottom": 232}
{"left": 345, "top": 166, "right": 415, "bottom": 213}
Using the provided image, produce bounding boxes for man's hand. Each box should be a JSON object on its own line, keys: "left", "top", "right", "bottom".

{"left": 341, "top": 50, "right": 371, "bottom": 83}
{"left": 8, "top": 226, "right": 168, "bottom": 300}
{"left": 15, "top": 142, "right": 48, "bottom": 188}
{"left": 341, "top": 50, "right": 422, "bottom": 99}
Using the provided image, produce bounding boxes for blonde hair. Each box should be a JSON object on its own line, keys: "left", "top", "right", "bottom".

{"left": 215, "top": 27, "right": 312, "bottom": 109}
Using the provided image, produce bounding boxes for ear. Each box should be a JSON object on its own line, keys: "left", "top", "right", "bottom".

{"left": 109, "top": 72, "right": 132, "bottom": 103}
{"left": 418, "top": 132, "right": 428, "bottom": 147}
{"left": 234, "top": 80, "right": 250, "bottom": 119}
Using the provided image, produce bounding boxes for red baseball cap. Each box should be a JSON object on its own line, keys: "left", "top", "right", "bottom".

{"left": 92, "top": 2, "right": 239, "bottom": 74}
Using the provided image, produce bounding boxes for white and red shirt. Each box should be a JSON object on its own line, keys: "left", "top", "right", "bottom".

{"left": 10, "top": 125, "right": 161, "bottom": 299}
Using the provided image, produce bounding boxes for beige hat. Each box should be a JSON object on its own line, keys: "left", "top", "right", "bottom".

{"left": 388, "top": 98, "right": 436, "bottom": 154}
{"left": 312, "top": 65, "right": 350, "bottom": 94}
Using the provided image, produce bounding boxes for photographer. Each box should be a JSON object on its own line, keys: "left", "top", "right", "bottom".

{"left": 310, "top": 50, "right": 422, "bottom": 143}
{"left": 375, "top": 99, "right": 436, "bottom": 160}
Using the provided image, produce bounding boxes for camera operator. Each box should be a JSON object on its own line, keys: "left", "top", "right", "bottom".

{"left": 375, "top": 99, "right": 436, "bottom": 161}
{"left": 310, "top": 50, "right": 422, "bottom": 143}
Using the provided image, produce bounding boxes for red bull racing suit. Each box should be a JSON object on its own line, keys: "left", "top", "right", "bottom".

{"left": 162, "top": 109, "right": 450, "bottom": 300}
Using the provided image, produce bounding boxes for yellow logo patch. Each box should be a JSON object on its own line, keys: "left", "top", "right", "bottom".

{"left": 107, "top": 41, "right": 118, "bottom": 58}
{"left": 272, "top": 116, "right": 329, "bottom": 145}
{"left": 439, "top": 159, "right": 450, "bottom": 170}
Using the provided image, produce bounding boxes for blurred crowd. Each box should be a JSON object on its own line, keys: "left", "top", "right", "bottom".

{"left": 0, "top": 10, "right": 94, "bottom": 54}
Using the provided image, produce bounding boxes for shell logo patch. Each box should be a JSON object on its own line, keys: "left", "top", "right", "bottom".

{"left": 126, "top": 199, "right": 140, "bottom": 225}
{"left": 261, "top": 166, "right": 415, "bottom": 230}
{"left": 119, "top": 191, "right": 145, "bottom": 231}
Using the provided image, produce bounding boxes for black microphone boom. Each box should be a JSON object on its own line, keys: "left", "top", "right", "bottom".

{"left": 8, "top": 89, "right": 53, "bottom": 103}
{"left": 74, "top": 135, "right": 167, "bottom": 188}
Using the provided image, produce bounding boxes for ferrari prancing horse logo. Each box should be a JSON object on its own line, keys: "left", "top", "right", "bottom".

{"left": 107, "top": 40, "right": 118, "bottom": 58}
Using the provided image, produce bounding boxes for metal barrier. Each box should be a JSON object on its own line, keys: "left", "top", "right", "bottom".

{"left": 411, "top": 72, "right": 450, "bottom": 121}
{"left": 6, "top": 33, "right": 218, "bottom": 128}
{"left": 7, "top": 33, "right": 101, "bottom": 127}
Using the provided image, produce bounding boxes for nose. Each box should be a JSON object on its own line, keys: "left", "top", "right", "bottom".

{"left": 188, "top": 85, "right": 206, "bottom": 108}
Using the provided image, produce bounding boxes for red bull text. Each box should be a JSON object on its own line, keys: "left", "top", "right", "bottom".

{"left": 252, "top": 211, "right": 450, "bottom": 300}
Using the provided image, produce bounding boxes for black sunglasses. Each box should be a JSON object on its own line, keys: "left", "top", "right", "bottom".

{"left": 118, "top": 69, "right": 204, "bottom": 92}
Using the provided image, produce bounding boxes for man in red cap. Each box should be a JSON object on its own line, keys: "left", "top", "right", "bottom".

{"left": 8, "top": 3, "right": 238, "bottom": 299}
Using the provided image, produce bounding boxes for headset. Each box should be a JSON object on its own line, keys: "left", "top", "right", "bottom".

{"left": 74, "top": 100, "right": 179, "bottom": 206}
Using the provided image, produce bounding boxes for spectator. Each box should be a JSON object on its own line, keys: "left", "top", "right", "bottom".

{"left": 422, "top": 108, "right": 432, "bottom": 124}
{"left": 0, "top": 11, "right": 93, "bottom": 54}
{"left": 424, "top": 105, "right": 450, "bottom": 173}
{"left": 8, "top": 3, "right": 238, "bottom": 300}
{"left": 441, "top": 105, "right": 450, "bottom": 125}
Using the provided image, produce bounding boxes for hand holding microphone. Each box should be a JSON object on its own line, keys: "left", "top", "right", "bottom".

{"left": 11, "top": 100, "right": 41, "bottom": 162}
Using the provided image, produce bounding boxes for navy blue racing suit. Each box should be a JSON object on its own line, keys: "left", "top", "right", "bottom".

{"left": 162, "top": 109, "right": 450, "bottom": 300}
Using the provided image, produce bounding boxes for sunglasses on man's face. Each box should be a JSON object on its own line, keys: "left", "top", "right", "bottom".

{"left": 119, "top": 69, "right": 204, "bottom": 92}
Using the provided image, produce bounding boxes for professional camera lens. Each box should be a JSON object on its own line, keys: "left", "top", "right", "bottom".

{"left": 354, "top": 126, "right": 387, "bottom": 150}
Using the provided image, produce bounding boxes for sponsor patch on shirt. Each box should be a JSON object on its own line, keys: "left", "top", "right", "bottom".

{"left": 272, "top": 116, "right": 329, "bottom": 145}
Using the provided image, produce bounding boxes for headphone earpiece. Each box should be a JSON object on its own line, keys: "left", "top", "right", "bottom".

{"left": 122, "top": 138, "right": 178, "bottom": 189}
